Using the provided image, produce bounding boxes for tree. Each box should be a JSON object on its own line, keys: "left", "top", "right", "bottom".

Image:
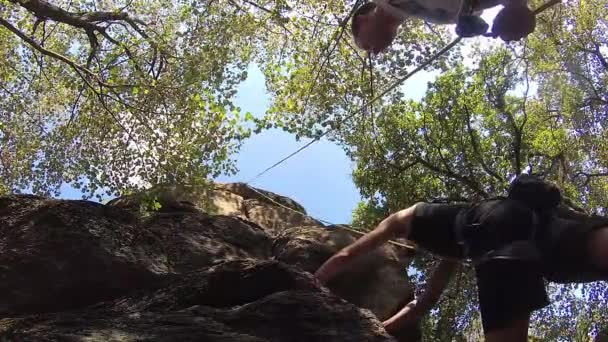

{"left": 526, "top": 0, "right": 608, "bottom": 214}
{"left": 0, "top": 0, "right": 264, "bottom": 198}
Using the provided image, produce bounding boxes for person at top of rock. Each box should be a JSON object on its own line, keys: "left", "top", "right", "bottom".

{"left": 351, "top": 0, "right": 537, "bottom": 54}
{"left": 314, "top": 174, "right": 608, "bottom": 341}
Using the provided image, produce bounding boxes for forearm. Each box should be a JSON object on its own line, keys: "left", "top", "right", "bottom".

{"left": 344, "top": 216, "right": 404, "bottom": 257}
{"left": 315, "top": 205, "right": 417, "bottom": 283}
{"left": 385, "top": 260, "right": 459, "bottom": 324}
{"left": 418, "top": 260, "right": 459, "bottom": 306}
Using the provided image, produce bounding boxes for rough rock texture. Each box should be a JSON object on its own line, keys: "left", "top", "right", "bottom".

{"left": 0, "top": 195, "right": 166, "bottom": 316}
{"left": 0, "top": 183, "right": 419, "bottom": 341}
{"left": 106, "top": 182, "right": 321, "bottom": 234}
{"left": 244, "top": 199, "right": 322, "bottom": 234}
{"left": 0, "top": 261, "right": 395, "bottom": 342}
{"left": 142, "top": 213, "right": 272, "bottom": 273}
{"left": 273, "top": 226, "right": 415, "bottom": 321}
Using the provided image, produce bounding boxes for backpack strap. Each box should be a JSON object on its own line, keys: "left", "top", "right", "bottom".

{"left": 454, "top": 197, "right": 542, "bottom": 265}
{"left": 453, "top": 197, "right": 501, "bottom": 262}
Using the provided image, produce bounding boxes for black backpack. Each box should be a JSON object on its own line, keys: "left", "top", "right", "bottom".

{"left": 455, "top": 174, "right": 562, "bottom": 264}
{"left": 507, "top": 174, "right": 562, "bottom": 213}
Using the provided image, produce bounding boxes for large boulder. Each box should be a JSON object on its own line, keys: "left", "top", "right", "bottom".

{"left": 272, "top": 225, "right": 419, "bottom": 340}
{"left": 0, "top": 260, "right": 396, "bottom": 342}
{"left": 0, "top": 195, "right": 272, "bottom": 316}
{"left": 142, "top": 212, "right": 271, "bottom": 273}
{"left": 215, "top": 182, "right": 307, "bottom": 214}
{"left": 0, "top": 184, "right": 419, "bottom": 340}
{"left": 0, "top": 195, "right": 166, "bottom": 316}
{"left": 106, "top": 182, "right": 323, "bottom": 235}
{"left": 244, "top": 199, "right": 323, "bottom": 234}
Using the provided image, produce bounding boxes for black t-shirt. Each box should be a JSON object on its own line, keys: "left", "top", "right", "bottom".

{"left": 409, "top": 199, "right": 537, "bottom": 260}
{"left": 410, "top": 201, "right": 607, "bottom": 282}
{"left": 409, "top": 201, "right": 468, "bottom": 258}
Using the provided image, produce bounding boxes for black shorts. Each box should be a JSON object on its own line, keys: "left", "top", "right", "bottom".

{"left": 410, "top": 202, "right": 549, "bottom": 332}
{"left": 475, "top": 259, "right": 549, "bottom": 332}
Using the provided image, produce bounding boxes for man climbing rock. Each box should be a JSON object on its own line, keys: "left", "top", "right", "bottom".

{"left": 315, "top": 174, "right": 607, "bottom": 341}
{"left": 351, "top": 0, "right": 537, "bottom": 54}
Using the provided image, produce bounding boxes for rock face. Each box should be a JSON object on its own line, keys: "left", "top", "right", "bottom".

{"left": 273, "top": 226, "right": 415, "bottom": 320}
{"left": 0, "top": 261, "right": 396, "bottom": 342}
{"left": 0, "top": 183, "right": 419, "bottom": 341}
{"left": 0, "top": 195, "right": 165, "bottom": 316}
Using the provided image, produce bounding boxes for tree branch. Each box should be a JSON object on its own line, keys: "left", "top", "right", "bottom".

{"left": 574, "top": 171, "right": 608, "bottom": 187}
{"left": 415, "top": 156, "right": 489, "bottom": 198}
{"left": 2, "top": 16, "right": 140, "bottom": 91}
{"left": 577, "top": 42, "right": 608, "bottom": 70}
{"left": 493, "top": 91, "right": 522, "bottom": 176}
{"left": 593, "top": 42, "right": 608, "bottom": 70}
{"left": 7, "top": 0, "right": 155, "bottom": 74}
{"left": 463, "top": 104, "right": 503, "bottom": 182}
{"left": 85, "top": 29, "right": 98, "bottom": 68}
{"left": 241, "top": 0, "right": 273, "bottom": 15}
{"left": 0, "top": 16, "right": 97, "bottom": 78}
{"left": 9, "top": 0, "right": 146, "bottom": 35}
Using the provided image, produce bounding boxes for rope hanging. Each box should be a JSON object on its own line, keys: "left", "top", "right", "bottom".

{"left": 247, "top": 37, "right": 463, "bottom": 184}
{"left": 245, "top": 184, "right": 417, "bottom": 250}
{"left": 246, "top": 0, "right": 562, "bottom": 185}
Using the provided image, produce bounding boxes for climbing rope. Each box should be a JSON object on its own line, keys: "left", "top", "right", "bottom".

{"left": 246, "top": 0, "right": 562, "bottom": 185}
{"left": 246, "top": 37, "right": 463, "bottom": 184}
{"left": 245, "top": 183, "right": 417, "bottom": 250}
{"left": 242, "top": 0, "right": 564, "bottom": 251}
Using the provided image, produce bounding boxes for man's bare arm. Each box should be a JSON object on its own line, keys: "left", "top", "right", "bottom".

{"left": 383, "top": 259, "right": 460, "bottom": 331}
{"left": 314, "top": 204, "right": 419, "bottom": 284}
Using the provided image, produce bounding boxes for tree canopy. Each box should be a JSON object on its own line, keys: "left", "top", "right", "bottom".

{"left": 1, "top": 0, "right": 606, "bottom": 339}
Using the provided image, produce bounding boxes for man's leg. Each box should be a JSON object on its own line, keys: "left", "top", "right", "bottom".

{"left": 590, "top": 227, "right": 608, "bottom": 271}
{"left": 485, "top": 316, "right": 531, "bottom": 342}
{"left": 491, "top": 0, "right": 535, "bottom": 41}
{"left": 473, "top": 0, "right": 504, "bottom": 11}
{"left": 475, "top": 259, "right": 549, "bottom": 342}
{"left": 542, "top": 217, "right": 608, "bottom": 283}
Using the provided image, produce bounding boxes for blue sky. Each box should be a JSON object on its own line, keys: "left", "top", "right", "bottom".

{"left": 215, "top": 8, "right": 501, "bottom": 224}
{"left": 58, "top": 8, "right": 502, "bottom": 225}
{"left": 215, "top": 63, "right": 361, "bottom": 223}
{"left": 215, "top": 63, "right": 441, "bottom": 224}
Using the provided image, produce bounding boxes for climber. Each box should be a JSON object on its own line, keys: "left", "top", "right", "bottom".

{"left": 352, "top": 0, "right": 537, "bottom": 54}
{"left": 314, "top": 174, "right": 608, "bottom": 341}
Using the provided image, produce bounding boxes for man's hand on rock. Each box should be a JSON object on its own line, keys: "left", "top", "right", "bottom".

{"left": 382, "top": 299, "right": 423, "bottom": 334}
{"left": 314, "top": 250, "right": 351, "bottom": 285}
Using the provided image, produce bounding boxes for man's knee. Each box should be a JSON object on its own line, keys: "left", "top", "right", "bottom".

{"left": 590, "top": 227, "right": 608, "bottom": 270}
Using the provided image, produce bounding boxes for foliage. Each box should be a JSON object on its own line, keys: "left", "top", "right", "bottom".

{"left": 0, "top": 0, "right": 260, "bottom": 199}
{"left": 1, "top": 0, "right": 607, "bottom": 339}
{"left": 351, "top": 200, "right": 387, "bottom": 229}
{"left": 526, "top": 0, "right": 608, "bottom": 214}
